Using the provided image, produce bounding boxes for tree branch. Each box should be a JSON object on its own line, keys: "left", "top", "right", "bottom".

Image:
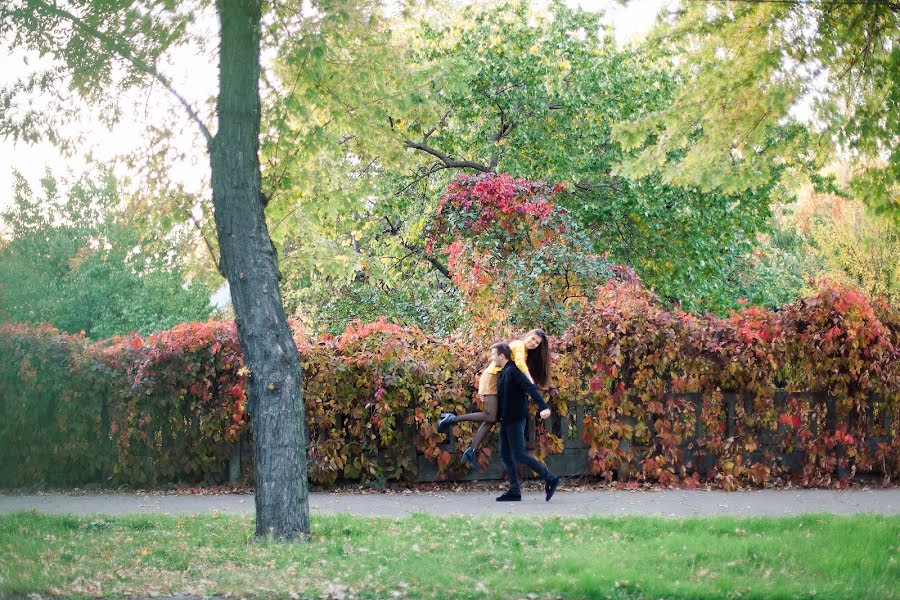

{"left": 574, "top": 179, "right": 623, "bottom": 193}
{"left": 402, "top": 140, "right": 494, "bottom": 173}
{"left": 191, "top": 212, "right": 222, "bottom": 275}
{"left": 29, "top": 0, "right": 213, "bottom": 148}
{"left": 421, "top": 251, "right": 451, "bottom": 279}
{"left": 491, "top": 103, "right": 516, "bottom": 143}
{"left": 382, "top": 215, "right": 451, "bottom": 279}
{"left": 394, "top": 161, "right": 452, "bottom": 197}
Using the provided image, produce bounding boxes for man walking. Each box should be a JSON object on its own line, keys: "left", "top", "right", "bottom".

{"left": 491, "top": 342, "right": 561, "bottom": 502}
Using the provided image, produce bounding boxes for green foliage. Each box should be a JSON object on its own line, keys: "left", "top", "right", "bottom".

{"left": 725, "top": 188, "right": 900, "bottom": 315}
{"left": 615, "top": 0, "right": 899, "bottom": 221}
{"left": 405, "top": 1, "right": 654, "bottom": 182}
{"left": 0, "top": 170, "right": 212, "bottom": 339}
{"left": 0, "top": 325, "right": 116, "bottom": 486}
{"left": 260, "top": 0, "right": 445, "bottom": 330}
{"left": 405, "top": 1, "right": 788, "bottom": 315}
{"left": 4, "top": 0, "right": 888, "bottom": 334}
{"left": 291, "top": 275, "right": 464, "bottom": 337}
{"left": 725, "top": 224, "right": 808, "bottom": 310}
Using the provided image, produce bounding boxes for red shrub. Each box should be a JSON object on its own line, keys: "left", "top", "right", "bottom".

{"left": 1, "top": 284, "right": 897, "bottom": 488}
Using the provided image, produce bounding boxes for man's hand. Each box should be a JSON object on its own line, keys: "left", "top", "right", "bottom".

{"left": 539, "top": 408, "right": 551, "bottom": 420}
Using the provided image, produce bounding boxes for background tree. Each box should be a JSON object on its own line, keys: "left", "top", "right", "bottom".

{"left": 264, "top": 0, "right": 795, "bottom": 325}
{"left": 258, "top": 0, "right": 451, "bottom": 332}
{"left": 0, "top": 170, "right": 212, "bottom": 338}
{"left": 615, "top": 0, "right": 899, "bottom": 221}
{"left": 1, "top": 0, "right": 310, "bottom": 539}
{"left": 713, "top": 178, "right": 900, "bottom": 312}
{"left": 784, "top": 186, "right": 898, "bottom": 306}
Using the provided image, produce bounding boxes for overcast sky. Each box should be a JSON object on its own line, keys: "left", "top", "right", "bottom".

{"left": 0, "top": 0, "right": 667, "bottom": 213}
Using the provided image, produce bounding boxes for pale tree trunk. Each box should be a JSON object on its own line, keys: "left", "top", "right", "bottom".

{"left": 211, "top": 0, "right": 310, "bottom": 540}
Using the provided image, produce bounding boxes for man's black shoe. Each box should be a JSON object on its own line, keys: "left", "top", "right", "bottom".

{"left": 437, "top": 412, "right": 456, "bottom": 433}
{"left": 545, "top": 476, "right": 561, "bottom": 502}
{"left": 496, "top": 490, "right": 521, "bottom": 502}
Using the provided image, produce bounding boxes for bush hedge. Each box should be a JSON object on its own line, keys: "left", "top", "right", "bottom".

{"left": 1, "top": 283, "right": 897, "bottom": 488}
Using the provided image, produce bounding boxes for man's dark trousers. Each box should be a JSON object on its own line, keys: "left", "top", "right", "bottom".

{"left": 499, "top": 418, "right": 554, "bottom": 492}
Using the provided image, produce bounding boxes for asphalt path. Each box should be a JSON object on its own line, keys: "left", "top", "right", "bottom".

{"left": 2, "top": 487, "right": 898, "bottom": 518}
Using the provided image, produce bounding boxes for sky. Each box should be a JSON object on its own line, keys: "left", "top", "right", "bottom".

{"left": 0, "top": 0, "right": 668, "bottom": 214}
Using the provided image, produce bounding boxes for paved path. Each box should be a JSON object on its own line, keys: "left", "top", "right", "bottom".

{"left": 2, "top": 488, "right": 898, "bottom": 518}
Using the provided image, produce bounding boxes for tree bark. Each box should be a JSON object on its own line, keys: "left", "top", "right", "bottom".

{"left": 211, "top": 0, "right": 309, "bottom": 540}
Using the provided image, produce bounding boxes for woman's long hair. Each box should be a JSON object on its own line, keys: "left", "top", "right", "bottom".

{"left": 525, "top": 329, "right": 551, "bottom": 388}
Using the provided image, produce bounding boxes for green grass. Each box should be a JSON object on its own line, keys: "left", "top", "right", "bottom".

{"left": 0, "top": 512, "right": 897, "bottom": 599}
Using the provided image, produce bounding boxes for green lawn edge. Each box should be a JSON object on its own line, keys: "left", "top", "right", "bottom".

{"left": 1, "top": 512, "right": 897, "bottom": 600}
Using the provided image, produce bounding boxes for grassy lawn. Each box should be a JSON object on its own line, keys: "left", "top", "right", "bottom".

{"left": 0, "top": 512, "right": 897, "bottom": 600}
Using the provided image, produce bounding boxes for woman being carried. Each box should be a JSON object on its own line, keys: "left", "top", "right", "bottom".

{"left": 437, "top": 329, "right": 551, "bottom": 467}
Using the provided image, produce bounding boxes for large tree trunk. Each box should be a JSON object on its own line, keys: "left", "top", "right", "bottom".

{"left": 211, "top": 0, "right": 310, "bottom": 540}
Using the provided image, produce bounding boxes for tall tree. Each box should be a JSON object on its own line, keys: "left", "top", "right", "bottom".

{"left": 212, "top": 0, "right": 308, "bottom": 538}
{"left": 1, "top": 0, "right": 309, "bottom": 538}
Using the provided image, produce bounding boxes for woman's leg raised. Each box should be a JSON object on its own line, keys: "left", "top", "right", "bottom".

{"left": 460, "top": 394, "right": 497, "bottom": 466}
{"left": 439, "top": 368, "right": 497, "bottom": 429}
{"left": 468, "top": 394, "right": 498, "bottom": 445}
